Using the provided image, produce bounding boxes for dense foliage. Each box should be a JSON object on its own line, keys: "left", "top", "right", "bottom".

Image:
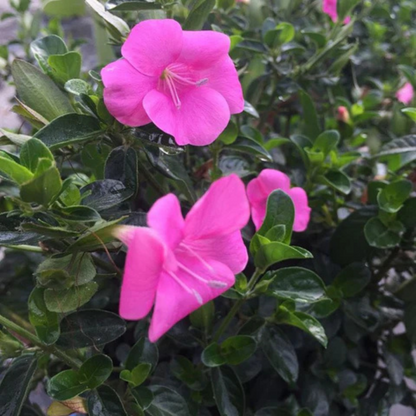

{"left": 1, "top": 0, "right": 416, "bottom": 415}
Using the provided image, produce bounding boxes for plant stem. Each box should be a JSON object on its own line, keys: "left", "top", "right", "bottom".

{"left": 0, "top": 314, "right": 81, "bottom": 369}
{"left": 212, "top": 268, "right": 264, "bottom": 342}
{"left": 373, "top": 247, "right": 400, "bottom": 283}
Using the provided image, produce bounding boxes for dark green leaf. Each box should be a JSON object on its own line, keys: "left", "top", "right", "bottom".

{"left": 57, "top": 310, "right": 126, "bottom": 349}
{"left": 131, "top": 386, "right": 153, "bottom": 411}
{"left": 231, "top": 137, "right": 272, "bottom": 162}
{"left": 34, "top": 114, "right": 102, "bottom": 150}
{"left": 105, "top": 147, "right": 138, "bottom": 194}
{"left": 146, "top": 386, "right": 190, "bottom": 416}
{"left": 255, "top": 242, "right": 312, "bottom": 269}
{"left": 170, "top": 357, "right": 207, "bottom": 391}
{"left": 20, "top": 138, "right": 54, "bottom": 172}
{"left": 54, "top": 206, "right": 101, "bottom": 222}
{"left": 30, "top": 35, "right": 68, "bottom": 73}
{"left": 221, "top": 335, "right": 257, "bottom": 365}
{"left": 202, "top": 343, "right": 226, "bottom": 367}
{"left": 377, "top": 180, "right": 412, "bottom": 213}
{"left": 398, "top": 198, "right": 416, "bottom": 228}
{"left": 211, "top": 367, "right": 245, "bottom": 416}
{"left": 266, "top": 267, "right": 326, "bottom": 303}
{"left": 260, "top": 327, "right": 298, "bottom": 384}
{"left": 87, "top": 385, "right": 128, "bottom": 416}
{"left": 321, "top": 170, "right": 351, "bottom": 194}
{"left": 78, "top": 355, "right": 113, "bottom": 389}
{"left": 120, "top": 363, "right": 151, "bottom": 387}
{"left": 82, "top": 143, "right": 111, "bottom": 180}
{"left": 375, "top": 135, "right": 416, "bottom": 170}
{"left": 364, "top": 218, "right": 403, "bottom": 248}
{"left": 28, "top": 287, "right": 60, "bottom": 345}
{"left": 125, "top": 337, "right": 159, "bottom": 371}
{"left": 300, "top": 90, "right": 320, "bottom": 141}
{"left": 332, "top": 263, "right": 371, "bottom": 298}
{"left": 183, "top": 0, "right": 215, "bottom": 30}
{"left": 0, "top": 355, "right": 38, "bottom": 416}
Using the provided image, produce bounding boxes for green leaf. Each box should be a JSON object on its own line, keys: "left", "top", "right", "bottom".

{"left": 299, "top": 90, "right": 320, "bottom": 141}
{"left": 321, "top": 170, "right": 351, "bottom": 194}
{"left": 28, "top": 287, "right": 60, "bottom": 345}
{"left": 106, "top": 0, "right": 162, "bottom": 10}
{"left": 0, "top": 355, "right": 38, "bottom": 416}
{"left": 221, "top": 335, "right": 257, "bottom": 365}
{"left": 190, "top": 301, "right": 214, "bottom": 330}
{"left": 260, "top": 327, "right": 298, "bottom": 384}
{"left": 57, "top": 310, "right": 126, "bottom": 349}
{"left": 398, "top": 198, "right": 416, "bottom": 228}
{"left": 377, "top": 180, "right": 412, "bottom": 213}
{"left": 124, "top": 337, "right": 158, "bottom": 373}
{"left": 87, "top": 385, "right": 128, "bottom": 416}
{"left": 48, "top": 52, "right": 82, "bottom": 84}
{"left": 219, "top": 120, "right": 238, "bottom": 145}
{"left": 311, "top": 130, "right": 340, "bottom": 158}
{"left": 43, "top": 0, "right": 85, "bottom": 17}
{"left": 257, "top": 190, "right": 295, "bottom": 244}
{"left": 81, "top": 143, "right": 111, "bottom": 179}
{"left": 31, "top": 35, "right": 68, "bottom": 73}
{"left": 265, "top": 267, "right": 326, "bottom": 303}
{"left": 255, "top": 242, "right": 312, "bottom": 269}
{"left": 211, "top": 367, "right": 245, "bottom": 416}
{"left": 11, "top": 59, "right": 73, "bottom": 121}
{"left": 332, "top": 263, "right": 371, "bottom": 298}
{"left": 86, "top": 0, "right": 130, "bottom": 42}
{"left": 20, "top": 163, "right": 62, "bottom": 206}
{"left": 34, "top": 114, "right": 102, "bottom": 150}
{"left": 20, "top": 138, "right": 54, "bottom": 172}
{"left": 374, "top": 135, "right": 416, "bottom": 171}
{"left": 183, "top": 0, "right": 215, "bottom": 30}
{"left": 78, "top": 355, "right": 113, "bottom": 389}
{"left": 201, "top": 343, "right": 226, "bottom": 367}
{"left": 275, "top": 307, "right": 328, "bottom": 347}
{"left": 402, "top": 107, "right": 416, "bottom": 122}
{"left": 44, "top": 282, "right": 98, "bottom": 313}
{"left": 0, "top": 155, "right": 33, "bottom": 184}
{"left": 120, "top": 363, "right": 151, "bottom": 387}
{"left": 146, "top": 386, "right": 190, "bottom": 416}
{"left": 65, "top": 79, "right": 92, "bottom": 95}
{"left": 47, "top": 370, "right": 86, "bottom": 402}
{"left": 54, "top": 206, "right": 101, "bottom": 222}
{"left": 105, "top": 146, "right": 138, "bottom": 194}
{"left": 264, "top": 22, "right": 295, "bottom": 48}
{"left": 0, "top": 128, "right": 31, "bottom": 146}
{"left": 364, "top": 217, "right": 403, "bottom": 249}
{"left": 131, "top": 386, "right": 153, "bottom": 411}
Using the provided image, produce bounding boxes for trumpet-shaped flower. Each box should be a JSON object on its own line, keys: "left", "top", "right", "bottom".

{"left": 323, "top": 0, "right": 351, "bottom": 24}
{"left": 116, "top": 174, "right": 250, "bottom": 342}
{"left": 101, "top": 19, "right": 244, "bottom": 146}
{"left": 247, "top": 169, "right": 311, "bottom": 232}
{"left": 396, "top": 82, "right": 414, "bottom": 105}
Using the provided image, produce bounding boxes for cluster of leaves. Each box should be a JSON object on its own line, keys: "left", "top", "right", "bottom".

{"left": 1, "top": 0, "right": 416, "bottom": 415}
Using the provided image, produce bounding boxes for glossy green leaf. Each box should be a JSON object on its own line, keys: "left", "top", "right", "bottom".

{"left": 201, "top": 343, "right": 226, "bottom": 367}
{"left": 190, "top": 301, "right": 214, "bottom": 330}
{"left": 221, "top": 335, "right": 257, "bottom": 365}
{"left": 375, "top": 135, "right": 416, "bottom": 171}
{"left": 30, "top": 35, "right": 67, "bottom": 73}
{"left": 57, "top": 310, "right": 126, "bottom": 349}
{"left": 402, "top": 107, "right": 416, "bottom": 122}
{"left": 0, "top": 355, "right": 38, "bottom": 416}
{"left": 211, "top": 367, "right": 245, "bottom": 416}
{"left": 0, "top": 155, "right": 33, "bottom": 184}
{"left": 105, "top": 146, "right": 138, "bottom": 194}
{"left": 54, "top": 206, "right": 101, "bottom": 222}
{"left": 170, "top": 356, "right": 207, "bottom": 391}
{"left": 28, "top": 287, "right": 60, "bottom": 345}
{"left": 65, "top": 79, "right": 92, "bottom": 95}
{"left": 120, "top": 363, "right": 151, "bottom": 387}
{"left": 364, "top": 217, "right": 404, "bottom": 248}
{"left": 255, "top": 242, "right": 312, "bottom": 269}
{"left": 131, "top": 386, "right": 153, "bottom": 411}
{"left": 231, "top": 137, "right": 272, "bottom": 162}
{"left": 332, "top": 263, "right": 371, "bottom": 298}
{"left": 146, "top": 386, "right": 190, "bottom": 416}
{"left": 48, "top": 52, "right": 82, "bottom": 84}
{"left": 311, "top": 130, "right": 340, "bottom": 158}
{"left": 276, "top": 307, "right": 327, "bottom": 347}
{"left": 260, "top": 326, "right": 298, "bottom": 384}
{"left": 321, "top": 170, "right": 351, "bottom": 194}
{"left": 266, "top": 267, "right": 326, "bottom": 303}
{"left": 34, "top": 114, "right": 102, "bottom": 150}
{"left": 20, "top": 138, "right": 54, "bottom": 172}
{"left": 11, "top": 60, "right": 73, "bottom": 121}
{"left": 81, "top": 143, "right": 111, "bottom": 180}
{"left": 78, "top": 355, "right": 113, "bottom": 389}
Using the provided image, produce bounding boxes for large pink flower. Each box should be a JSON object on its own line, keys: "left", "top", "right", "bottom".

{"left": 116, "top": 174, "right": 250, "bottom": 342}
{"left": 247, "top": 169, "right": 311, "bottom": 232}
{"left": 396, "top": 82, "right": 414, "bottom": 105}
{"left": 101, "top": 19, "right": 244, "bottom": 146}
{"left": 322, "top": 0, "right": 350, "bottom": 24}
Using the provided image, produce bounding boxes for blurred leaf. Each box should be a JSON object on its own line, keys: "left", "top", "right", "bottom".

{"left": 87, "top": 385, "right": 127, "bottom": 416}
{"left": 146, "top": 386, "right": 190, "bottom": 416}
{"left": 332, "top": 263, "right": 371, "bottom": 298}
{"left": 377, "top": 180, "right": 412, "bottom": 213}
{"left": 11, "top": 60, "right": 73, "bottom": 121}
{"left": 398, "top": 198, "right": 416, "bottom": 228}
{"left": 321, "top": 170, "right": 351, "bottom": 194}
{"left": 105, "top": 147, "right": 138, "bottom": 194}
{"left": 43, "top": 0, "right": 85, "bottom": 17}
{"left": 170, "top": 357, "right": 207, "bottom": 391}
{"left": 106, "top": 0, "right": 162, "bottom": 10}
{"left": 0, "top": 155, "right": 33, "bottom": 184}
{"left": 375, "top": 135, "right": 416, "bottom": 171}
{"left": 231, "top": 137, "right": 272, "bottom": 162}
{"left": 364, "top": 218, "right": 404, "bottom": 248}
{"left": 299, "top": 90, "right": 320, "bottom": 141}
{"left": 183, "top": 0, "right": 216, "bottom": 30}
{"left": 201, "top": 343, "right": 226, "bottom": 367}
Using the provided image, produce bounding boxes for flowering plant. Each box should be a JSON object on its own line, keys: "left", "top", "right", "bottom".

{"left": 1, "top": 0, "right": 416, "bottom": 415}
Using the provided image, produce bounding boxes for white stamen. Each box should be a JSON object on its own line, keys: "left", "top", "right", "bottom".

{"left": 192, "top": 289, "right": 203, "bottom": 305}
{"left": 208, "top": 281, "right": 228, "bottom": 289}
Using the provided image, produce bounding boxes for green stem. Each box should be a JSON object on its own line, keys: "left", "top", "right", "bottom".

{"left": 4, "top": 245, "right": 43, "bottom": 253}
{"left": 212, "top": 268, "right": 263, "bottom": 342}
{"left": 0, "top": 314, "right": 81, "bottom": 369}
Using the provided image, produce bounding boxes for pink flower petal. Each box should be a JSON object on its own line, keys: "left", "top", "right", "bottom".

{"left": 119, "top": 227, "right": 165, "bottom": 320}
{"left": 288, "top": 187, "right": 312, "bottom": 232}
{"left": 178, "top": 30, "right": 230, "bottom": 70}
{"left": 101, "top": 59, "right": 156, "bottom": 126}
{"left": 322, "top": 0, "right": 338, "bottom": 22}
{"left": 250, "top": 204, "right": 267, "bottom": 231}
{"left": 183, "top": 231, "right": 248, "bottom": 275}
{"left": 122, "top": 19, "right": 183, "bottom": 77}
{"left": 149, "top": 256, "right": 235, "bottom": 342}
{"left": 200, "top": 56, "right": 244, "bottom": 114}
{"left": 143, "top": 87, "right": 230, "bottom": 146}
{"left": 184, "top": 174, "right": 250, "bottom": 240}
{"left": 147, "top": 194, "right": 185, "bottom": 250}
{"left": 396, "top": 82, "right": 414, "bottom": 105}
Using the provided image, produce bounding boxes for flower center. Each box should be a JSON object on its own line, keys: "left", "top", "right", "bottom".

{"left": 160, "top": 63, "right": 208, "bottom": 110}
{"left": 163, "top": 242, "right": 227, "bottom": 305}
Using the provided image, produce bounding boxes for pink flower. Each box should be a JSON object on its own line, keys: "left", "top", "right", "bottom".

{"left": 116, "top": 174, "right": 250, "bottom": 342}
{"left": 322, "top": 0, "right": 350, "bottom": 24}
{"left": 101, "top": 19, "right": 244, "bottom": 146}
{"left": 337, "top": 106, "right": 350, "bottom": 123}
{"left": 247, "top": 169, "right": 311, "bottom": 232}
{"left": 396, "top": 82, "right": 414, "bottom": 105}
